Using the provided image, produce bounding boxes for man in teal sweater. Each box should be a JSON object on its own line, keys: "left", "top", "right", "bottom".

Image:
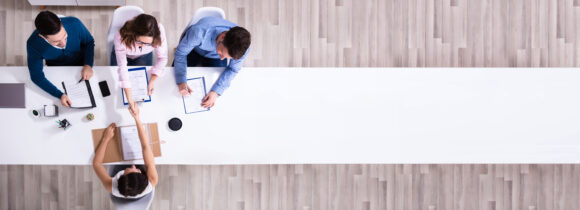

{"left": 27, "top": 11, "right": 95, "bottom": 107}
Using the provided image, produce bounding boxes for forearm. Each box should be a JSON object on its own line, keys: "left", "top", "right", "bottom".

{"left": 150, "top": 50, "right": 168, "bottom": 76}
{"left": 149, "top": 74, "right": 158, "bottom": 84}
{"left": 30, "top": 74, "right": 64, "bottom": 98}
{"left": 174, "top": 34, "right": 197, "bottom": 84}
{"left": 92, "top": 127, "right": 114, "bottom": 191}
{"left": 114, "top": 43, "right": 131, "bottom": 88}
{"left": 29, "top": 61, "right": 63, "bottom": 98}
{"left": 28, "top": 46, "right": 63, "bottom": 98}
{"left": 83, "top": 43, "right": 95, "bottom": 66}
{"left": 79, "top": 18, "right": 95, "bottom": 66}
{"left": 173, "top": 53, "right": 188, "bottom": 84}
{"left": 211, "top": 66, "right": 240, "bottom": 95}
{"left": 124, "top": 88, "right": 133, "bottom": 102}
{"left": 93, "top": 136, "right": 110, "bottom": 165}
{"left": 134, "top": 119, "right": 158, "bottom": 185}
{"left": 135, "top": 119, "right": 155, "bottom": 165}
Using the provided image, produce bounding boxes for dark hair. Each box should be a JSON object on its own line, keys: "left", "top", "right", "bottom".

{"left": 119, "top": 14, "right": 162, "bottom": 50}
{"left": 223, "top": 27, "right": 251, "bottom": 59}
{"left": 117, "top": 165, "right": 149, "bottom": 196}
{"left": 34, "top": 11, "right": 62, "bottom": 37}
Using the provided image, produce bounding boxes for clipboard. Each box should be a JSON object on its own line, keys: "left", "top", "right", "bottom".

{"left": 62, "top": 80, "right": 96, "bottom": 108}
{"left": 121, "top": 67, "right": 151, "bottom": 105}
{"left": 91, "top": 123, "right": 162, "bottom": 163}
{"left": 182, "top": 77, "right": 210, "bottom": 114}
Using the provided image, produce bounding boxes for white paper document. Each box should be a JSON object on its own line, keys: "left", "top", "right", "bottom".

{"left": 122, "top": 68, "right": 150, "bottom": 104}
{"left": 62, "top": 80, "right": 94, "bottom": 108}
{"left": 182, "top": 77, "right": 209, "bottom": 114}
{"left": 120, "top": 125, "right": 149, "bottom": 160}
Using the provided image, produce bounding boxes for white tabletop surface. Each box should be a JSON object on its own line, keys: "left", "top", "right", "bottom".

{"left": 1, "top": 66, "right": 580, "bottom": 164}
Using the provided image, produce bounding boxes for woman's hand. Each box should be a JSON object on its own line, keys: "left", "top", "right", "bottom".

{"left": 123, "top": 88, "right": 137, "bottom": 113}
{"left": 148, "top": 82, "right": 155, "bottom": 96}
{"left": 148, "top": 75, "right": 158, "bottom": 96}
{"left": 128, "top": 101, "right": 140, "bottom": 121}
{"left": 103, "top": 123, "right": 116, "bottom": 141}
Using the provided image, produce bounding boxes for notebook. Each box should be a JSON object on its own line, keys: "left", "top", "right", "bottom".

{"left": 122, "top": 67, "right": 151, "bottom": 105}
{"left": 0, "top": 83, "right": 25, "bottom": 108}
{"left": 182, "top": 77, "right": 210, "bottom": 114}
{"left": 61, "top": 80, "right": 96, "bottom": 108}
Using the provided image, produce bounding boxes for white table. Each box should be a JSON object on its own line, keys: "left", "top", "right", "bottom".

{"left": 1, "top": 67, "right": 580, "bottom": 164}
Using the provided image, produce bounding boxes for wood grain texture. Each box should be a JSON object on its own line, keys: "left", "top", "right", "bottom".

{"left": 2, "top": 1, "right": 580, "bottom": 209}
{"left": 1, "top": 164, "right": 580, "bottom": 210}
{"left": 1, "top": 0, "right": 580, "bottom": 67}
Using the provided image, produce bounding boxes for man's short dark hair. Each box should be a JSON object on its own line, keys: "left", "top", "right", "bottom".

{"left": 223, "top": 27, "right": 251, "bottom": 60}
{"left": 34, "top": 11, "right": 62, "bottom": 37}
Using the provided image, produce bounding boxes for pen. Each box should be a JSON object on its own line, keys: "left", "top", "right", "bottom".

{"left": 78, "top": 78, "right": 83, "bottom": 83}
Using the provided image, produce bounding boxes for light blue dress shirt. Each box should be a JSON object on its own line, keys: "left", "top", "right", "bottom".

{"left": 174, "top": 17, "right": 249, "bottom": 95}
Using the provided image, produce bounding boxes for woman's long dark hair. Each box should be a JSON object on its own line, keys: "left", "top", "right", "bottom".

{"left": 119, "top": 14, "right": 161, "bottom": 50}
{"left": 117, "top": 165, "right": 149, "bottom": 196}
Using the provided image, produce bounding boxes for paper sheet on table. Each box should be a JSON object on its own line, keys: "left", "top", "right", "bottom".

{"left": 44, "top": 105, "right": 56, "bottom": 116}
{"left": 62, "top": 80, "right": 93, "bottom": 108}
{"left": 119, "top": 125, "right": 150, "bottom": 160}
{"left": 182, "top": 77, "right": 209, "bottom": 114}
{"left": 122, "top": 68, "right": 150, "bottom": 104}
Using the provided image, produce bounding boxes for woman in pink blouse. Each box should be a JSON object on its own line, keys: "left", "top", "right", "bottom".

{"left": 111, "top": 14, "right": 168, "bottom": 107}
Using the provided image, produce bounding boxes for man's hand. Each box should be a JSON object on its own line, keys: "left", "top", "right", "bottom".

{"left": 81, "top": 65, "right": 93, "bottom": 81}
{"left": 178, "top": 83, "right": 192, "bottom": 96}
{"left": 202, "top": 91, "right": 219, "bottom": 108}
{"left": 103, "top": 123, "right": 116, "bottom": 141}
{"left": 61, "top": 94, "right": 71, "bottom": 107}
{"left": 128, "top": 101, "right": 140, "bottom": 121}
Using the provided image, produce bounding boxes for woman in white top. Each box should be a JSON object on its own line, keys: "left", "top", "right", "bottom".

{"left": 93, "top": 103, "right": 158, "bottom": 198}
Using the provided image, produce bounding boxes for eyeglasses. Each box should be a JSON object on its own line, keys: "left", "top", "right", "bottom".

{"left": 135, "top": 40, "right": 152, "bottom": 46}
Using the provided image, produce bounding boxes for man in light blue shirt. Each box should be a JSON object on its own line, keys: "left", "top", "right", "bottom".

{"left": 174, "top": 16, "right": 251, "bottom": 108}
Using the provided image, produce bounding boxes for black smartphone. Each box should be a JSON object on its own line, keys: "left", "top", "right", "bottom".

{"left": 98, "top": 80, "right": 111, "bottom": 97}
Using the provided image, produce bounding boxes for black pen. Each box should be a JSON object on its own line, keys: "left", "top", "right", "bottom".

{"left": 78, "top": 78, "right": 83, "bottom": 83}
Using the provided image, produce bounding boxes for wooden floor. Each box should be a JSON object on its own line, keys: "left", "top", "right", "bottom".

{"left": 2, "top": 164, "right": 580, "bottom": 210}
{"left": 2, "top": 0, "right": 580, "bottom": 67}
{"left": 2, "top": 0, "right": 580, "bottom": 209}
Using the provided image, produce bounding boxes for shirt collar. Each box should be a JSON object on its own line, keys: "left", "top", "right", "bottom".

{"left": 211, "top": 28, "right": 229, "bottom": 50}
{"left": 42, "top": 38, "right": 65, "bottom": 50}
